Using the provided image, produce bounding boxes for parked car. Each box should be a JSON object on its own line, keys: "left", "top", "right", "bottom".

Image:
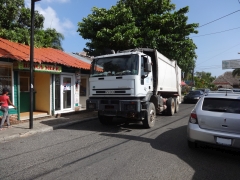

{"left": 233, "top": 88, "right": 240, "bottom": 92}
{"left": 196, "top": 88, "right": 210, "bottom": 94}
{"left": 187, "top": 92, "right": 240, "bottom": 149}
{"left": 183, "top": 90, "right": 204, "bottom": 103}
{"left": 217, "top": 88, "right": 233, "bottom": 92}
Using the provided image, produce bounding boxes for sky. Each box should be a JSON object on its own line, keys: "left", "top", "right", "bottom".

{"left": 25, "top": 0, "right": 240, "bottom": 78}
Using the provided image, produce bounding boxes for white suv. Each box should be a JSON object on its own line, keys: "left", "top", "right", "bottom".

{"left": 187, "top": 92, "right": 240, "bottom": 149}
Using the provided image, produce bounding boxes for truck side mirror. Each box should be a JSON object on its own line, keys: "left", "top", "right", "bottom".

{"left": 144, "top": 63, "right": 151, "bottom": 72}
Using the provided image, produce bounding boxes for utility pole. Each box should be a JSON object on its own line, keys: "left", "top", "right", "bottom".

{"left": 29, "top": 0, "right": 41, "bottom": 129}
{"left": 191, "top": 67, "right": 194, "bottom": 90}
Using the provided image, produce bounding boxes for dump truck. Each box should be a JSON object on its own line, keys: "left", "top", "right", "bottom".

{"left": 86, "top": 48, "right": 181, "bottom": 128}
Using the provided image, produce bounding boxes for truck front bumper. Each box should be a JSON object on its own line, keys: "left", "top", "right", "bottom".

{"left": 86, "top": 98, "right": 146, "bottom": 119}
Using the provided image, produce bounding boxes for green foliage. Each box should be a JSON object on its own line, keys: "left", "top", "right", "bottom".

{"left": 77, "top": 0, "right": 198, "bottom": 74}
{"left": 232, "top": 68, "right": 240, "bottom": 77}
{"left": 0, "top": 0, "right": 64, "bottom": 50}
{"left": 35, "top": 28, "right": 64, "bottom": 50}
{"left": 194, "top": 71, "right": 216, "bottom": 89}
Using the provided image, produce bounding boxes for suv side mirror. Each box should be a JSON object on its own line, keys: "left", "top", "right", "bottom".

{"left": 144, "top": 62, "right": 151, "bottom": 72}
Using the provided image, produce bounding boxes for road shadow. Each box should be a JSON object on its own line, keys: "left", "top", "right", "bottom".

{"left": 100, "top": 125, "right": 240, "bottom": 179}
{"left": 40, "top": 104, "right": 194, "bottom": 131}
{"left": 43, "top": 115, "right": 147, "bottom": 133}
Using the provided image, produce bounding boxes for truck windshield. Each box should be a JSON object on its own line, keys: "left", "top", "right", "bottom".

{"left": 90, "top": 54, "right": 139, "bottom": 77}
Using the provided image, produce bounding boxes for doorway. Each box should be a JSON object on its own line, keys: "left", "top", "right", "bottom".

{"left": 62, "top": 76, "right": 72, "bottom": 109}
{"left": 19, "top": 72, "right": 36, "bottom": 113}
{"left": 55, "top": 74, "right": 74, "bottom": 112}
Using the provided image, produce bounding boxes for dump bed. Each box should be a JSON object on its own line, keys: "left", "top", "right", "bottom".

{"left": 141, "top": 48, "right": 181, "bottom": 94}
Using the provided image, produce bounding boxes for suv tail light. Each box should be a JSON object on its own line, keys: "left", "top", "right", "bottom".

{"left": 189, "top": 111, "right": 198, "bottom": 124}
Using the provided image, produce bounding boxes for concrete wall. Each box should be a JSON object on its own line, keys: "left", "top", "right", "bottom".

{"left": 80, "top": 96, "right": 87, "bottom": 109}
{"left": 34, "top": 72, "right": 51, "bottom": 114}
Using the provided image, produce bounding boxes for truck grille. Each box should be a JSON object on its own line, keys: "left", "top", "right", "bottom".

{"left": 96, "top": 90, "right": 126, "bottom": 94}
{"left": 93, "top": 88, "right": 131, "bottom": 96}
{"left": 100, "top": 100, "right": 119, "bottom": 104}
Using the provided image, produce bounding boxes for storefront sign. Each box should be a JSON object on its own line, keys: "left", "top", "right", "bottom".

{"left": 13, "top": 62, "right": 62, "bottom": 73}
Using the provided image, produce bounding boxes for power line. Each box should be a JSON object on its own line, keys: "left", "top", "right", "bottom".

{"left": 196, "top": 65, "right": 222, "bottom": 68}
{"left": 192, "top": 26, "right": 240, "bottom": 37}
{"left": 197, "top": 64, "right": 222, "bottom": 67}
{"left": 196, "top": 42, "right": 240, "bottom": 66}
{"left": 195, "top": 65, "right": 222, "bottom": 69}
{"left": 195, "top": 66, "right": 222, "bottom": 70}
{"left": 199, "top": 10, "right": 240, "bottom": 28}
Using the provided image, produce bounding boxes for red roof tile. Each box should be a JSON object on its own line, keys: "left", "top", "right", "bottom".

{"left": 0, "top": 38, "right": 90, "bottom": 70}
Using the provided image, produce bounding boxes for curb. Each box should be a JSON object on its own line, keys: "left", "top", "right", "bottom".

{"left": 0, "top": 116, "right": 98, "bottom": 143}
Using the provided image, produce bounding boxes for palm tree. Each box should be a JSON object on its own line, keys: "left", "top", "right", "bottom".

{"left": 42, "top": 28, "right": 65, "bottom": 51}
{"left": 232, "top": 68, "right": 240, "bottom": 77}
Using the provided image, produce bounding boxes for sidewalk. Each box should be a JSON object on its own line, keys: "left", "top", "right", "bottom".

{"left": 0, "top": 110, "right": 98, "bottom": 143}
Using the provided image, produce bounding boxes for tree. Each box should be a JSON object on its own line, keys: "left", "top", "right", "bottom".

{"left": 35, "top": 29, "right": 64, "bottom": 50}
{"left": 0, "top": 0, "right": 64, "bottom": 50}
{"left": 232, "top": 68, "right": 240, "bottom": 77}
{"left": 77, "top": 0, "right": 198, "bottom": 74}
{"left": 194, "top": 71, "right": 216, "bottom": 89}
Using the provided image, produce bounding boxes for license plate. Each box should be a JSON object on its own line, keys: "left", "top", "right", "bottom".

{"left": 216, "top": 137, "right": 231, "bottom": 146}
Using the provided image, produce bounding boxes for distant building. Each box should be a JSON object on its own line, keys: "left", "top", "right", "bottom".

{"left": 73, "top": 52, "right": 94, "bottom": 61}
{"left": 212, "top": 71, "right": 240, "bottom": 88}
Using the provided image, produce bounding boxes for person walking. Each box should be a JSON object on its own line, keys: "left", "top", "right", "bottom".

{"left": 0, "top": 88, "right": 16, "bottom": 130}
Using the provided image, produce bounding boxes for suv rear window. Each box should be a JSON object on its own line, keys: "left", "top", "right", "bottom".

{"left": 189, "top": 91, "right": 203, "bottom": 95}
{"left": 202, "top": 98, "right": 240, "bottom": 114}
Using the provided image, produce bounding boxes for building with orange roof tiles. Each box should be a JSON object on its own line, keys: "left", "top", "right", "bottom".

{"left": 0, "top": 38, "right": 91, "bottom": 121}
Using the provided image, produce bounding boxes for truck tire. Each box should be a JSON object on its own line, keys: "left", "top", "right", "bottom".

{"left": 98, "top": 112, "right": 113, "bottom": 125}
{"left": 166, "top": 97, "right": 175, "bottom": 116}
{"left": 174, "top": 97, "right": 179, "bottom": 113}
{"left": 143, "top": 102, "right": 156, "bottom": 128}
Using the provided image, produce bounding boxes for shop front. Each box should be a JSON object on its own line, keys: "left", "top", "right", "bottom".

{"left": 64, "top": 53, "right": 91, "bottom": 111}
{"left": 54, "top": 73, "right": 77, "bottom": 114}
{"left": 0, "top": 61, "right": 88, "bottom": 121}
{"left": 13, "top": 61, "right": 80, "bottom": 119}
{"left": 0, "top": 37, "right": 92, "bottom": 121}
{"left": 0, "top": 61, "right": 17, "bottom": 118}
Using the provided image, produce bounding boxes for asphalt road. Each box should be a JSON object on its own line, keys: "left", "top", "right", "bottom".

{"left": 1, "top": 103, "right": 240, "bottom": 180}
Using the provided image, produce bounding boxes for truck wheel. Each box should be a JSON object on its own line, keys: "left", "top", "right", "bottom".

{"left": 166, "top": 97, "right": 175, "bottom": 116}
{"left": 98, "top": 112, "right": 113, "bottom": 125}
{"left": 174, "top": 97, "right": 179, "bottom": 113}
{"left": 143, "top": 102, "right": 156, "bottom": 128}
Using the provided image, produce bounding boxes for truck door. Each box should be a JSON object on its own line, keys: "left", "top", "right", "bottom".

{"left": 140, "top": 56, "right": 152, "bottom": 93}
{"left": 140, "top": 56, "right": 146, "bottom": 85}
